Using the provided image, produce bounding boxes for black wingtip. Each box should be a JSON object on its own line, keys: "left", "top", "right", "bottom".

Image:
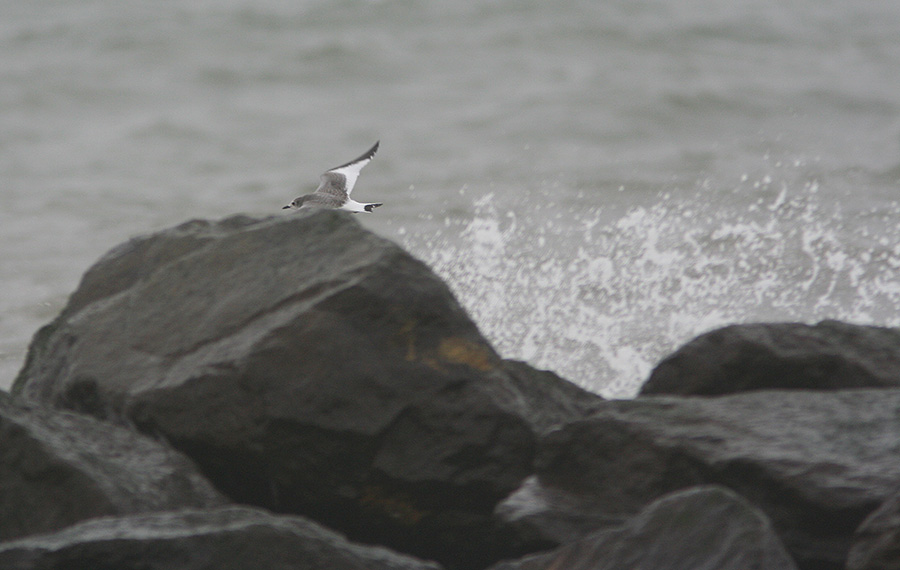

{"left": 364, "top": 203, "right": 383, "bottom": 212}
{"left": 331, "top": 140, "right": 381, "bottom": 171}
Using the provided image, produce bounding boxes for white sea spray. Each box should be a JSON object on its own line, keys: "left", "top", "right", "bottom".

{"left": 406, "top": 172, "right": 900, "bottom": 398}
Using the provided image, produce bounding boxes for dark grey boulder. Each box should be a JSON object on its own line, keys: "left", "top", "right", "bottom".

{"left": 13, "top": 211, "right": 601, "bottom": 569}
{"left": 847, "top": 492, "right": 900, "bottom": 570}
{"left": 0, "top": 399, "right": 226, "bottom": 542}
{"left": 534, "top": 390, "right": 900, "bottom": 570}
{"left": 493, "top": 359, "right": 604, "bottom": 433}
{"left": 641, "top": 321, "right": 900, "bottom": 396}
{"left": 495, "top": 475, "right": 627, "bottom": 544}
{"left": 490, "top": 486, "right": 797, "bottom": 570}
{"left": 0, "top": 506, "right": 443, "bottom": 570}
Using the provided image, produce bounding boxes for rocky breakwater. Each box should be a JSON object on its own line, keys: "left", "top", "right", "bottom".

{"left": 494, "top": 321, "right": 900, "bottom": 570}
{"left": 6, "top": 209, "right": 900, "bottom": 570}
{"left": 8, "top": 210, "right": 602, "bottom": 570}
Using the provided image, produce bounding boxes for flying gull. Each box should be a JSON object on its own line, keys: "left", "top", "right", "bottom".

{"left": 282, "top": 141, "right": 382, "bottom": 213}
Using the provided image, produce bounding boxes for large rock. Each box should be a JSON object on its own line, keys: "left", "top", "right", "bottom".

{"left": 534, "top": 389, "right": 900, "bottom": 570}
{"left": 495, "top": 475, "right": 627, "bottom": 544}
{"left": 0, "top": 399, "right": 225, "bottom": 542}
{"left": 641, "top": 321, "right": 900, "bottom": 396}
{"left": 0, "top": 506, "right": 443, "bottom": 570}
{"left": 847, "top": 492, "right": 900, "bottom": 570}
{"left": 490, "top": 486, "right": 797, "bottom": 570}
{"left": 12, "top": 211, "right": 601, "bottom": 569}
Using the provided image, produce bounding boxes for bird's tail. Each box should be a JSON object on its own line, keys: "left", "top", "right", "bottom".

{"left": 364, "top": 203, "right": 383, "bottom": 212}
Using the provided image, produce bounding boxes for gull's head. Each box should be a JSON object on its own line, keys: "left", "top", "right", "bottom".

{"left": 282, "top": 197, "right": 302, "bottom": 210}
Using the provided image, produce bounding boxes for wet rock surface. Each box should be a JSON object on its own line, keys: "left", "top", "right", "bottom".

{"left": 0, "top": 506, "right": 442, "bottom": 570}
{"left": 0, "top": 398, "right": 225, "bottom": 543}
{"left": 12, "top": 211, "right": 600, "bottom": 569}
{"left": 847, "top": 491, "right": 900, "bottom": 570}
{"left": 533, "top": 388, "right": 900, "bottom": 569}
{"left": 489, "top": 486, "right": 797, "bottom": 570}
{"left": 642, "top": 321, "right": 900, "bottom": 396}
{"left": 494, "top": 475, "right": 628, "bottom": 545}
{"left": 6, "top": 212, "right": 900, "bottom": 570}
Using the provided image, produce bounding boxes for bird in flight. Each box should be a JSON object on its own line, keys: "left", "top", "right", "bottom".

{"left": 283, "top": 141, "right": 382, "bottom": 213}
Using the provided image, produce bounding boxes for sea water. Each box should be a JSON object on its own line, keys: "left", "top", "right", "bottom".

{"left": 3, "top": 0, "right": 900, "bottom": 395}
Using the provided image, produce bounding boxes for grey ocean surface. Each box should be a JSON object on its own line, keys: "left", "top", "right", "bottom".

{"left": 4, "top": 0, "right": 900, "bottom": 396}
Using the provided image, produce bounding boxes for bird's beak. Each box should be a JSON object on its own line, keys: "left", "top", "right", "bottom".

{"left": 282, "top": 205, "right": 291, "bottom": 209}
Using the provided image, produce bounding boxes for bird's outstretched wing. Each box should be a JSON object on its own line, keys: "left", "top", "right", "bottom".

{"left": 315, "top": 141, "right": 379, "bottom": 198}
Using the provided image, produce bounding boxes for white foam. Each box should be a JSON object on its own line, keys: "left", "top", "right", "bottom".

{"left": 405, "top": 170, "right": 900, "bottom": 398}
